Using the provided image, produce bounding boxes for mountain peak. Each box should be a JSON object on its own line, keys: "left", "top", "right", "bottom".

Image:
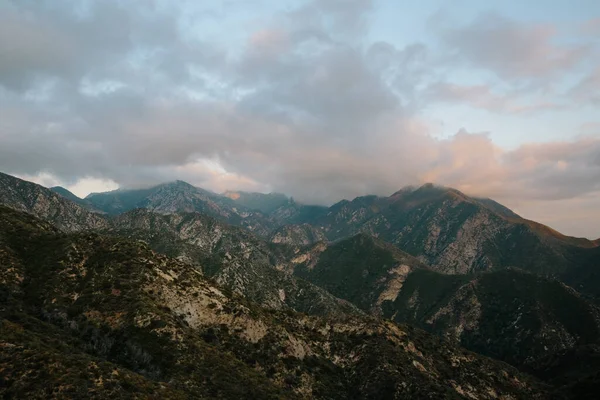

{"left": 385, "top": 183, "right": 472, "bottom": 213}
{"left": 162, "top": 180, "right": 197, "bottom": 190}
{"left": 390, "top": 183, "right": 464, "bottom": 201}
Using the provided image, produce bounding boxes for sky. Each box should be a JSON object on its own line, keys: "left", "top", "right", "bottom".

{"left": 1, "top": 0, "right": 599, "bottom": 238}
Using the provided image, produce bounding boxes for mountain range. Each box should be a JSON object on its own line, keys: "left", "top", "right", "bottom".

{"left": 1, "top": 170, "right": 599, "bottom": 398}
{"left": 81, "top": 175, "right": 600, "bottom": 297}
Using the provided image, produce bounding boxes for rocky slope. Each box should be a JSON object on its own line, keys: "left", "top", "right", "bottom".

{"left": 0, "top": 172, "right": 109, "bottom": 232}
{"left": 2, "top": 171, "right": 599, "bottom": 397}
{"left": 268, "top": 200, "right": 329, "bottom": 227}
{"left": 0, "top": 206, "right": 552, "bottom": 399}
{"left": 270, "top": 223, "right": 327, "bottom": 246}
{"left": 559, "top": 245, "right": 600, "bottom": 301}
{"left": 2, "top": 170, "right": 598, "bottom": 303}
{"left": 290, "top": 233, "right": 600, "bottom": 382}
{"left": 17, "top": 172, "right": 596, "bottom": 287}
{"left": 290, "top": 184, "right": 599, "bottom": 279}
{"left": 387, "top": 268, "right": 600, "bottom": 369}
{"left": 529, "top": 344, "right": 600, "bottom": 399}
{"left": 0, "top": 173, "right": 357, "bottom": 318}
{"left": 103, "top": 209, "right": 360, "bottom": 317}
{"left": 18, "top": 172, "right": 596, "bottom": 284}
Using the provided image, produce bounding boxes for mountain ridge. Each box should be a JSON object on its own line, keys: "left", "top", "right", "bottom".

{"left": 3, "top": 172, "right": 598, "bottom": 293}
{"left": 288, "top": 232, "right": 600, "bottom": 392}
{"left": 0, "top": 205, "right": 552, "bottom": 399}
{"left": 293, "top": 183, "right": 599, "bottom": 276}
{"left": 0, "top": 172, "right": 109, "bottom": 232}
{"left": 46, "top": 175, "right": 600, "bottom": 245}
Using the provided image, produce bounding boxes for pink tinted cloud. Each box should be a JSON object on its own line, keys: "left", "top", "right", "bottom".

{"left": 430, "top": 133, "right": 600, "bottom": 202}
{"left": 426, "top": 82, "right": 564, "bottom": 114}
{"left": 443, "top": 14, "right": 590, "bottom": 80}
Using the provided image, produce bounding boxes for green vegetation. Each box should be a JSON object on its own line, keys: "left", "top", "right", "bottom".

{"left": 0, "top": 206, "right": 551, "bottom": 399}
{"left": 295, "top": 233, "right": 423, "bottom": 311}
{"left": 2, "top": 173, "right": 599, "bottom": 398}
{"left": 388, "top": 268, "right": 600, "bottom": 370}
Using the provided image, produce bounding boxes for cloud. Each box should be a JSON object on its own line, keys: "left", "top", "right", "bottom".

{"left": 0, "top": 0, "right": 221, "bottom": 91}
{"left": 569, "top": 67, "right": 600, "bottom": 105}
{"left": 0, "top": 1, "right": 599, "bottom": 237}
{"left": 438, "top": 13, "right": 589, "bottom": 81}
{"left": 0, "top": 1, "right": 136, "bottom": 90}
{"left": 510, "top": 192, "right": 600, "bottom": 238}
{"left": 503, "top": 138, "right": 600, "bottom": 199}
{"left": 425, "top": 82, "right": 564, "bottom": 114}
{"left": 421, "top": 131, "right": 600, "bottom": 205}
{"left": 20, "top": 172, "right": 119, "bottom": 198}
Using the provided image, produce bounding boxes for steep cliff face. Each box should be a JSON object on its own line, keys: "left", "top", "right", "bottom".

{"left": 0, "top": 172, "right": 109, "bottom": 232}
{"left": 0, "top": 206, "right": 550, "bottom": 399}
